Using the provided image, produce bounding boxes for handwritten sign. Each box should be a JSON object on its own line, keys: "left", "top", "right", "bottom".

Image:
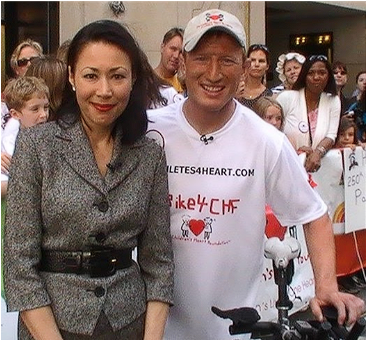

{"left": 343, "top": 147, "right": 366, "bottom": 233}
{"left": 311, "top": 149, "right": 345, "bottom": 234}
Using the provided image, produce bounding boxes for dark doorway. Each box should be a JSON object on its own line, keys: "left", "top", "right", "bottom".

{"left": 2, "top": 1, "right": 59, "bottom": 81}
{"left": 289, "top": 32, "right": 333, "bottom": 62}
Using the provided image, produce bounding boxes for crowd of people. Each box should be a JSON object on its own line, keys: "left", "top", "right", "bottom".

{"left": 1, "top": 8, "right": 365, "bottom": 340}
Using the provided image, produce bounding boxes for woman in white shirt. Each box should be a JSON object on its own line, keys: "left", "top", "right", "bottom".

{"left": 277, "top": 55, "right": 341, "bottom": 173}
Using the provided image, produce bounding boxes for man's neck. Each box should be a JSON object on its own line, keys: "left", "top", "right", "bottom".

{"left": 154, "top": 63, "right": 175, "bottom": 79}
{"left": 182, "top": 99, "right": 236, "bottom": 136}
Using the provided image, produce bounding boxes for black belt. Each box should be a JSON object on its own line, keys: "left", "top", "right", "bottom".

{"left": 40, "top": 246, "right": 133, "bottom": 278}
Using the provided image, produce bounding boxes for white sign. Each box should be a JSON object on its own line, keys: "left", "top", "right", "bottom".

{"left": 343, "top": 147, "right": 366, "bottom": 233}
{"left": 312, "top": 149, "right": 345, "bottom": 234}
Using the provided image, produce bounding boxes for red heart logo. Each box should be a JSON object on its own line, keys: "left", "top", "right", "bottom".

{"left": 189, "top": 219, "right": 205, "bottom": 236}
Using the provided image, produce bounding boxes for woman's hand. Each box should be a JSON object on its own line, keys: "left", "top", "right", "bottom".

{"left": 20, "top": 306, "right": 63, "bottom": 340}
{"left": 297, "top": 146, "right": 313, "bottom": 156}
{"left": 304, "top": 149, "right": 322, "bottom": 172}
{"left": 143, "top": 301, "right": 170, "bottom": 340}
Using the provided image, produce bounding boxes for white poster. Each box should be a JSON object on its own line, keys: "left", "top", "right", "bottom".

{"left": 343, "top": 147, "right": 366, "bottom": 233}
{"left": 312, "top": 149, "right": 345, "bottom": 235}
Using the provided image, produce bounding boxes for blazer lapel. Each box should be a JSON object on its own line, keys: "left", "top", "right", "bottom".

{"left": 55, "top": 121, "right": 107, "bottom": 193}
{"left": 105, "top": 128, "right": 141, "bottom": 192}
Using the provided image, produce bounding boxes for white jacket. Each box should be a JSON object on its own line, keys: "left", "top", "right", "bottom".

{"left": 277, "top": 88, "right": 341, "bottom": 150}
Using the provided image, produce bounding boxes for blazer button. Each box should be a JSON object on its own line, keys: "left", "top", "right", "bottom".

{"left": 94, "top": 286, "right": 105, "bottom": 298}
{"left": 98, "top": 200, "right": 109, "bottom": 212}
{"left": 95, "top": 232, "right": 106, "bottom": 243}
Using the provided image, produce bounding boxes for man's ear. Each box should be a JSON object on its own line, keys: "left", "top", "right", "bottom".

{"left": 9, "top": 108, "right": 21, "bottom": 121}
{"left": 160, "top": 42, "right": 166, "bottom": 53}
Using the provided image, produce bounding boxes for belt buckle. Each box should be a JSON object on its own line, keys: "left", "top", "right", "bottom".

{"left": 87, "top": 246, "right": 117, "bottom": 278}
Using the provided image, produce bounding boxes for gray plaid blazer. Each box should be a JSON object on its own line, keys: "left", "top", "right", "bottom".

{"left": 4, "top": 120, "right": 174, "bottom": 335}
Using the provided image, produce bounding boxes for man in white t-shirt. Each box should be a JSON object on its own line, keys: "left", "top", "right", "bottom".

{"left": 147, "top": 9, "right": 365, "bottom": 340}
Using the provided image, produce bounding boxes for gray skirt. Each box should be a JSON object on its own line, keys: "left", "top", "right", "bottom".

{"left": 19, "top": 311, "right": 144, "bottom": 340}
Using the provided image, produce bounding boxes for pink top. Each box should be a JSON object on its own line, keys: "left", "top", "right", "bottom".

{"left": 308, "top": 108, "right": 318, "bottom": 143}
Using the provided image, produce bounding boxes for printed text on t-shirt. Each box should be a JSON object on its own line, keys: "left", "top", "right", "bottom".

{"left": 167, "top": 165, "right": 255, "bottom": 177}
{"left": 169, "top": 193, "right": 240, "bottom": 215}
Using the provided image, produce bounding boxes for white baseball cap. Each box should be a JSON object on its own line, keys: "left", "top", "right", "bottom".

{"left": 183, "top": 9, "right": 247, "bottom": 52}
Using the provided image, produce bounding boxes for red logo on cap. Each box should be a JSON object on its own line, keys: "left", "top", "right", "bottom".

{"left": 206, "top": 13, "right": 224, "bottom": 22}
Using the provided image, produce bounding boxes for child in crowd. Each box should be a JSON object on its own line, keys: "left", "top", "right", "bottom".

{"left": 253, "top": 96, "right": 284, "bottom": 131}
{"left": 334, "top": 116, "right": 365, "bottom": 150}
{"left": 1, "top": 76, "right": 49, "bottom": 197}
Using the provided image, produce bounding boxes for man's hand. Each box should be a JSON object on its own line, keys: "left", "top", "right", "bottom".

{"left": 310, "top": 290, "right": 365, "bottom": 326}
{"left": 1, "top": 152, "right": 12, "bottom": 174}
{"left": 304, "top": 214, "right": 365, "bottom": 327}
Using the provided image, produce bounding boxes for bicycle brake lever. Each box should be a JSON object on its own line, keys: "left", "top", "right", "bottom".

{"left": 211, "top": 306, "right": 260, "bottom": 325}
{"left": 345, "top": 317, "right": 366, "bottom": 340}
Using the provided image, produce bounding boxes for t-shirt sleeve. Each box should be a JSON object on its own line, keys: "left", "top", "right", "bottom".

{"left": 265, "top": 136, "right": 327, "bottom": 226}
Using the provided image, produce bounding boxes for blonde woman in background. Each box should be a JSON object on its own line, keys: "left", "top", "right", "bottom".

{"left": 2, "top": 39, "right": 44, "bottom": 179}
{"left": 9, "top": 39, "right": 44, "bottom": 78}
{"left": 271, "top": 52, "right": 305, "bottom": 95}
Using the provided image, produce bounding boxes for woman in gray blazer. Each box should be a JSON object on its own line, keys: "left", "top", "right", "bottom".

{"left": 4, "top": 20, "right": 174, "bottom": 340}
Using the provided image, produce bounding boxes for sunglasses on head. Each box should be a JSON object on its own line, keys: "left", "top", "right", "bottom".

{"left": 309, "top": 55, "right": 327, "bottom": 62}
{"left": 250, "top": 44, "right": 270, "bottom": 53}
{"left": 17, "top": 56, "right": 40, "bottom": 67}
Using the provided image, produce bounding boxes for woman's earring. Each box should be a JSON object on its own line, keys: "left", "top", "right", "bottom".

{"left": 72, "top": 85, "right": 76, "bottom": 91}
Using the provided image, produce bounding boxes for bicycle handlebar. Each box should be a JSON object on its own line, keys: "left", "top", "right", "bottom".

{"left": 212, "top": 236, "right": 366, "bottom": 339}
{"left": 212, "top": 305, "right": 366, "bottom": 339}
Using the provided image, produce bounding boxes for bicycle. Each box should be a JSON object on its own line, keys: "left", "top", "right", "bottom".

{"left": 212, "top": 236, "right": 366, "bottom": 339}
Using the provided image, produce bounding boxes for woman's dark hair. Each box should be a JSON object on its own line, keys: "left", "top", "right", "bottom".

{"left": 139, "top": 50, "right": 169, "bottom": 108}
{"left": 331, "top": 61, "right": 347, "bottom": 74}
{"left": 359, "top": 89, "right": 365, "bottom": 111}
{"left": 355, "top": 70, "right": 366, "bottom": 83}
{"left": 292, "top": 55, "right": 337, "bottom": 95}
{"left": 57, "top": 20, "right": 151, "bottom": 144}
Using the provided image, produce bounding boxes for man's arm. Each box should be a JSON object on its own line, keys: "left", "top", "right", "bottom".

{"left": 303, "top": 213, "right": 365, "bottom": 325}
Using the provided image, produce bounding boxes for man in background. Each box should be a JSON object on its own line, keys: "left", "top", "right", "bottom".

{"left": 154, "top": 27, "right": 184, "bottom": 93}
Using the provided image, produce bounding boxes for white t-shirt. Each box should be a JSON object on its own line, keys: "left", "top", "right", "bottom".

{"left": 1, "top": 117, "right": 20, "bottom": 182}
{"left": 147, "top": 99, "right": 327, "bottom": 340}
{"left": 149, "top": 86, "right": 184, "bottom": 109}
